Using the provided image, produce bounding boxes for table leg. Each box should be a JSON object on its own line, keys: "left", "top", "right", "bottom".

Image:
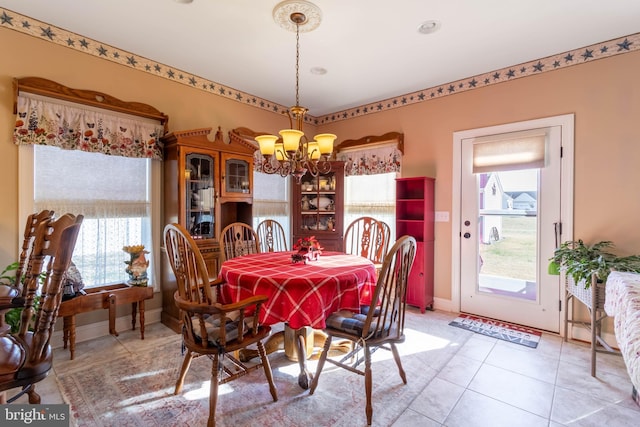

{"left": 108, "top": 294, "right": 118, "bottom": 336}
{"left": 139, "top": 300, "right": 146, "bottom": 340}
{"left": 62, "top": 316, "right": 70, "bottom": 349}
{"left": 295, "top": 329, "right": 312, "bottom": 389}
{"left": 239, "top": 330, "right": 284, "bottom": 362}
{"left": 131, "top": 301, "right": 138, "bottom": 331}
{"left": 64, "top": 315, "right": 76, "bottom": 360}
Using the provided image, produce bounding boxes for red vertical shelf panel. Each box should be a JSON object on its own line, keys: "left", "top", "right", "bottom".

{"left": 396, "top": 177, "right": 435, "bottom": 312}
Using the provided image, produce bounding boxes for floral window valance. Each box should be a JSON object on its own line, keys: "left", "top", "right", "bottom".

{"left": 336, "top": 132, "right": 404, "bottom": 176}
{"left": 14, "top": 93, "right": 165, "bottom": 160}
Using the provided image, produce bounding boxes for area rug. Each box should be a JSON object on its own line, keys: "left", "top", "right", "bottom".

{"left": 448, "top": 313, "right": 542, "bottom": 348}
{"left": 55, "top": 334, "right": 433, "bottom": 427}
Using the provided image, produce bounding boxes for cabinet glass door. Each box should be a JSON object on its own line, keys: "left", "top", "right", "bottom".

{"left": 299, "top": 172, "right": 337, "bottom": 233}
{"left": 225, "top": 158, "right": 250, "bottom": 194}
{"left": 186, "top": 153, "right": 215, "bottom": 238}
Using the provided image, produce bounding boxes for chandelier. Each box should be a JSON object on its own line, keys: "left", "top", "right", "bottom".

{"left": 255, "top": 1, "right": 336, "bottom": 182}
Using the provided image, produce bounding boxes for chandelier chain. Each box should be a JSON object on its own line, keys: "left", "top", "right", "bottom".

{"left": 295, "top": 21, "right": 300, "bottom": 107}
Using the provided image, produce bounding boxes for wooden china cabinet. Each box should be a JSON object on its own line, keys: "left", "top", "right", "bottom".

{"left": 291, "top": 161, "right": 345, "bottom": 252}
{"left": 161, "top": 127, "right": 255, "bottom": 332}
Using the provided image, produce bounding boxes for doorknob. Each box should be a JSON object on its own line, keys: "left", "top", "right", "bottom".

{"left": 463, "top": 232, "right": 471, "bottom": 239}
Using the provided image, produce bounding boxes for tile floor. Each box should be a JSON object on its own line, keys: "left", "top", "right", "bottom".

{"left": 11, "top": 308, "right": 640, "bottom": 426}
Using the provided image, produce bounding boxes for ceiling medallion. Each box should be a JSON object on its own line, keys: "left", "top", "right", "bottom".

{"left": 273, "top": 0, "right": 322, "bottom": 33}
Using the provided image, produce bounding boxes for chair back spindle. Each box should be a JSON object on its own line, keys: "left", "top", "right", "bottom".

{"left": 343, "top": 216, "right": 391, "bottom": 265}
{"left": 220, "top": 222, "right": 260, "bottom": 262}
{"left": 256, "top": 219, "right": 288, "bottom": 252}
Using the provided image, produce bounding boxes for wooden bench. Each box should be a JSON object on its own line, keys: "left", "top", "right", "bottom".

{"left": 57, "top": 283, "right": 153, "bottom": 360}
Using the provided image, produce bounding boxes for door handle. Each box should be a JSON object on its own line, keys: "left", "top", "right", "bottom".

{"left": 463, "top": 232, "right": 471, "bottom": 239}
{"left": 553, "top": 222, "right": 562, "bottom": 248}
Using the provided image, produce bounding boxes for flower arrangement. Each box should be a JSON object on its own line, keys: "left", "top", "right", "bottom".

{"left": 292, "top": 236, "right": 323, "bottom": 264}
{"left": 123, "top": 245, "right": 150, "bottom": 286}
{"left": 293, "top": 236, "right": 323, "bottom": 251}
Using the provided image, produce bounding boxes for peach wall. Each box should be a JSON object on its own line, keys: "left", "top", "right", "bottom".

{"left": 2, "top": 27, "right": 640, "bottom": 324}
{"left": 321, "top": 50, "right": 640, "bottom": 302}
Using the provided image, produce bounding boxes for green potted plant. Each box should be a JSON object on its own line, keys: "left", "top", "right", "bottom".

{"left": 549, "top": 240, "right": 640, "bottom": 288}
{"left": 1, "top": 262, "right": 41, "bottom": 333}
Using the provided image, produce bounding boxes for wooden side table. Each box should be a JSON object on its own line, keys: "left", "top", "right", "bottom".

{"left": 57, "top": 283, "right": 153, "bottom": 360}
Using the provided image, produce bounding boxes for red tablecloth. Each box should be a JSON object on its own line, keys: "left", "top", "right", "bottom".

{"left": 219, "top": 251, "right": 377, "bottom": 329}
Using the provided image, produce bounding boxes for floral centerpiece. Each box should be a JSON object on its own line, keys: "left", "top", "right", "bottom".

{"left": 292, "top": 236, "right": 323, "bottom": 264}
{"left": 123, "top": 245, "right": 150, "bottom": 286}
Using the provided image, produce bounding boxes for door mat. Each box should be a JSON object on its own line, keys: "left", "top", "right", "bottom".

{"left": 449, "top": 313, "right": 542, "bottom": 348}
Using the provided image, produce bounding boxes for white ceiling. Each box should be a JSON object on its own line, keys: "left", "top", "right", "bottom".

{"left": 2, "top": 0, "right": 640, "bottom": 117}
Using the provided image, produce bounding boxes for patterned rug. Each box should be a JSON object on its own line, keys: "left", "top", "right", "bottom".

{"left": 56, "top": 334, "right": 434, "bottom": 427}
{"left": 448, "top": 313, "right": 542, "bottom": 348}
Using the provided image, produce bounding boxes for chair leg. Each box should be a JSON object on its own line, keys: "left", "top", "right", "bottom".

{"left": 208, "top": 354, "right": 219, "bottom": 427}
{"left": 364, "top": 346, "right": 373, "bottom": 426}
{"left": 26, "top": 384, "right": 41, "bottom": 404}
{"left": 309, "top": 334, "right": 332, "bottom": 395}
{"left": 390, "top": 343, "right": 407, "bottom": 384}
{"left": 257, "top": 340, "right": 278, "bottom": 402}
{"left": 175, "top": 350, "right": 194, "bottom": 394}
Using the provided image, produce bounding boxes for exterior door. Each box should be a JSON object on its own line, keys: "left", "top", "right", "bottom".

{"left": 453, "top": 115, "right": 574, "bottom": 333}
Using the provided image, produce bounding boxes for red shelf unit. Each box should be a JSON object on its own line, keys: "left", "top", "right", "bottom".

{"left": 396, "top": 177, "right": 435, "bottom": 312}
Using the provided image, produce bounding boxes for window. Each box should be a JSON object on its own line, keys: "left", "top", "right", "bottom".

{"left": 336, "top": 134, "right": 403, "bottom": 243}
{"left": 252, "top": 171, "right": 291, "bottom": 249}
{"left": 27, "top": 145, "right": 158, "bottom": 289}
{"left": 344, "top": 172, "right": 397, "bottom": 240}
{"left": 13, "top": 86, "right": 165, "bottom": 291}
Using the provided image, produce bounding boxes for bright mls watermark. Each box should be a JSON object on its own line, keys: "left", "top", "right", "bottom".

{"left": 1, "top": 405, "right": 69, "bottom": 426}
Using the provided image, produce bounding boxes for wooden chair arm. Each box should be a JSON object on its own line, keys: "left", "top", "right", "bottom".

{"left": 220, "top": 294, "right": 269, "bottom": 312}
{"left": 174, "top": 294, "right": 268, "bottom": 315}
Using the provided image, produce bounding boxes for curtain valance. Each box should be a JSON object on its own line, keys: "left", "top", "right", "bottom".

{"left": 14, "top": 93, "right": 165, "bottom": 160}
{"left": 336, "top": 132, "right": 404, "bottom": 176}
{"left": 12, "top": 77, "right": 168, "bottom": 160}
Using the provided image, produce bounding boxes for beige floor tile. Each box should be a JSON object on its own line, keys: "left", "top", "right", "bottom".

{"left": 485, "top": 342, "right": 560, "bottom": 384}
{"left": 468, "top": 363, "right": 555, "bottom": 418}
{"left": 445, "top": 389, "right": 548, "bottom": 427}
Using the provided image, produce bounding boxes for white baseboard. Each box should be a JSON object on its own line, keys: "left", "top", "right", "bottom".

{"left": 568, "top": 325, "right": 619, "bottom": 348}
{"left": 51, "top": 308, "right": 163, "bottom": 349}
{"left": 433, "top": 297, "right": 455, "bottom": 313}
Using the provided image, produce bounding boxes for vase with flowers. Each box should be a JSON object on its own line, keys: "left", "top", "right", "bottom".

{"left": 123, "top": 245, "right": 150, "bottom": 286}
{"left": 292, "top": 236, "right": 323, "bottom": 264}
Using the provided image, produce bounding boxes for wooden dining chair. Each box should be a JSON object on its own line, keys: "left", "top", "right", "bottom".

{"left": 220, "top": 222, "right": 260, "bottom": 262}
{"left": 256, "top": 219, "right": 288, "bottom": 252}
{"left": 309, "top": 235, "right": 416, "bottom": 426}
{"left": 15, "top": 210, "right": 55, "bottom": 291}
{"left": 164, "top": 223, "right": 277, "bottom": 427}
{"left": 0, "top": 213, "right": 83, "bottom": 404}
{"left": 0, "top": 210, "right": 56, "bottom": 335}
{"left": 343, "top": 216, "right": 391, "bottom": 265}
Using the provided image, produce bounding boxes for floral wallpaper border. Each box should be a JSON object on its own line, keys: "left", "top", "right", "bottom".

{"left": 1, "top": 8, "right": 638, "bottom": 127}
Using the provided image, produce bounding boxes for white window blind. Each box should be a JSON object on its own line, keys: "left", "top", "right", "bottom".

{"left": 33, "top": 145, "right": 156, "bottom": 289}
{"left": 252, "top": 171, "right": 291, "bottom": 249}
{"left": 472, "top": 129, "right": 548, "bottom": 173}
{"left": 344, "top": 172, "right": 397, "bottom": 240}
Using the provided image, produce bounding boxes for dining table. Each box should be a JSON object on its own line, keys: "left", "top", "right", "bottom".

{"left": 219, "top": 250, "right": 377, "bottom": 388}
